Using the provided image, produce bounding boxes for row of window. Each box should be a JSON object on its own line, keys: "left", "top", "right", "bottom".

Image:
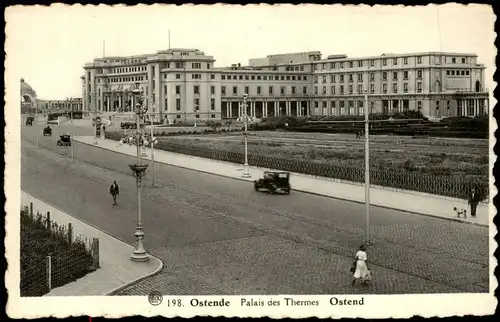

{"left": 112, "top": 66, "right": 147, "bottom": 74}
{"left": 314, "top": 56, "right": 419, "bottom": 71}
{"left": 315, "top": 82, "right": 422, "bottom": 95}
{"left": 313, "top": 56, "right": 469, "bottom": 71}
{"left": 109, "top": 76, "right": 146, "bottom": 83}
{"left": 104, "top": 56, "right": 471, "bottom": 75}
{"left": 221, "top": 74, "right": 308, "bottom": 81}
{"left": 110, "top": 62, "right": 212, "bottom": 74}
{"left": 447, "top": 70, "right": 471, "bottom": 76}
{"left": 174, "top": 84, "right": 309, "bottom": 96}
{"left": 173, "top": 114, "right": 217, "bottom": 119}
{"left": 315, "top": 70, "right": 425, "bottom": 84}
{"left": 172, "top": 82, "right": 425, "bottom": 97}
{"left": 103, "top": 68, "right": 470, "bottom": 85}
{"left": 106, "top": 69, "right": 425, "bottom": 84}
{"left": 172, "top": 98, "right": 217, "bottom": 111}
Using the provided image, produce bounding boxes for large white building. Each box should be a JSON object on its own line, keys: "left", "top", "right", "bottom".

{"left": 82, "top": 48, "right": 489, "bottom": 122}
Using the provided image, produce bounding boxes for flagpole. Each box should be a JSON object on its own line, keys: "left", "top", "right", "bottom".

{"left": 168, "top": 30, "right": 171, "bottom": 49}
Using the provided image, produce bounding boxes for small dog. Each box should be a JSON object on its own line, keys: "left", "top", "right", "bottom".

{"left": 362, "top": 270, "right": 372, "bottom": 285}
{"left": 453, "top": 207, "right": 467, "bottom": 219}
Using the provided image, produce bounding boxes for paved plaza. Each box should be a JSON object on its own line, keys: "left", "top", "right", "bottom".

{"left": 21, "top": 122, "right": 490, "bottom": 295}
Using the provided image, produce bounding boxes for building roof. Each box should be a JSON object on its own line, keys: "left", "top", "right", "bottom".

{"left": 20, "top": 78, "right": 36, "bottom": 96}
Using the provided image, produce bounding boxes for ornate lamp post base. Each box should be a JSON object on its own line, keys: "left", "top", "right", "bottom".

{"left": 242, "top": 167, "right": 251, "bottom": 178}
{"left": 131, "top": 229, "right": 149, "bottom": 262}
{"left": 242, "top": 130, "right": 251, "bottom": 178}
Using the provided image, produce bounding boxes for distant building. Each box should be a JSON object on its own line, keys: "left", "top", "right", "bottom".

{"left": 37, "top": 98, "right": 83, "bottom": 112}
{"left": 20, "top": 78, "right": 37, "bottom": 110}
{"left": 81, "top": 48, "right": 489, "bottom": 122}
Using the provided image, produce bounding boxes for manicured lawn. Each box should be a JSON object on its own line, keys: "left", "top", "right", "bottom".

{"left": 159, "top": 131, "right": 488, "bottom": 182}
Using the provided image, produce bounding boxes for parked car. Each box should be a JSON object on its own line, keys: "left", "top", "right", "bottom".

{"left": 121, "top": 121, "right": 145, "bottom": 129}
{"left": 25, "top": 116, "right": 34, "bottom": 126}
{"left": 43, "top": 126, "right": 52, "bottom": 136}
{"left": 57, "top": 134, "right": 71, "bottom": 146}
{"left": 254, "top": 171, "right": 291, "bottom": 194}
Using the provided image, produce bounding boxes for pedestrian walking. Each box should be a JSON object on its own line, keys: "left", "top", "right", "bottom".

{"left": 468, "top": 186, "right": 480, "bottom": 219}
{"left": 110, "top": 180, "right": 120, "bottom": 206}
{"left": 351, "top": 244, "right": 370, "bottom": 286}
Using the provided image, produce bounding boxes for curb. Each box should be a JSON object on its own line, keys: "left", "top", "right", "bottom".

{"left": 74, "top": 138, "right": 489, "bottom": 228}
{"left": 107, "top": 260, "right": 164, "bottom": 296}
{"left": 22, "top": 191, "right": 165, "bottom": 296}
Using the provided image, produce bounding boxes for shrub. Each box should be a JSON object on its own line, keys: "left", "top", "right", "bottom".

{"left": 20, "top": 208, "right": 96, "bottom": 296}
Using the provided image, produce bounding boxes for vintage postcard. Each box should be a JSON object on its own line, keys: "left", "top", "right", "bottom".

{"left": 5, "top": 3, "right": 497, "bottom": 319}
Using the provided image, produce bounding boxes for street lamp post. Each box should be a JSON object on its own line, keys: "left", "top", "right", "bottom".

{"left": 67, "top": 97, "right": 74, "bottom": 160}
{"left": 149, "top": 112, "right": 158, "bottom": 187}
{"left": 193, "top": 105, "right": 199, "bottom": 128}
{"left": 92, "top": 91, "right": 99, "bottom": 145}
{"left": 125, "top": 84, "right": 150, "bottom": 262}
{"left": 242, "top": 94, "right": 251, "bottom": 178}
{"left": 93, "top": 108, "right": 99, "bottom": 145}
{"left": 364, "top": 89, "right": 370, "bottom": 245}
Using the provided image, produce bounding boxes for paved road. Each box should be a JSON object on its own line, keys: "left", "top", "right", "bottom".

{"left": 21, "top": 123, "right": 489, "bottom": 295}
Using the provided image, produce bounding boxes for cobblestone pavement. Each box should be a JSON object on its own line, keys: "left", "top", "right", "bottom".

{"left": 21, "top": 124, "right": 490, "bottom": 295}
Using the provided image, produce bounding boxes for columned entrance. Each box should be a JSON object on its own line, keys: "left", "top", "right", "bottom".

{"left": 300, "top": 101, "right": 308, "bottom": 116}
{"left": 291, "top": 101, "right": 297, "bottom": 116}
{"left": 267, "top": 102, "right": 275, "bottom": 117}
{"left": 279, "top": 101, "right": 286, "bottom": 116}
{"left": 255, "top": 101, "right": 263, "bottom": 118}
{"left": 231, "top": 102, "right": 239, "bottom": 118}
{"left": 221, "top": 102, "right": 228, "bottom": 118}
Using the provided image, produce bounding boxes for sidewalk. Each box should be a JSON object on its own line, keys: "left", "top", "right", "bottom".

{"left": 74, "top": 136, "right": 492, "bottom": 227}
{"left": 21, "top": 191, "right": 163, "bottom": 296}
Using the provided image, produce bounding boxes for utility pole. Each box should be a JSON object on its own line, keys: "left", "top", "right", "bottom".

{"left": 69, "top": 97, "right": 74, "bottom": 160}
{"left": 364, "top": 89, "right": 370, "bottom": 245}
{"left": 242, "top": 94, "right": 251, "bottom": 178}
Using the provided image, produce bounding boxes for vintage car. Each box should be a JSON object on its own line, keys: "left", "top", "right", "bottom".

{"left": 254, "top": 171, "right": 291, "bottom": 195}
{"left": 121, "top": 121, "right": 145, "bottom": 129}
{"left": 43, "top": 126, "right": 52, "bottom": 136}
{"left": 57, "top": 134, "right": 71, "bottom": 146}
{"left": 25, "top": 116, "right": 34, "bottom": 126}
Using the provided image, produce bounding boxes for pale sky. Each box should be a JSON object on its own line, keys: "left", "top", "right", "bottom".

{"left": 6, "top": 4, "right": 496, "bottom": 101}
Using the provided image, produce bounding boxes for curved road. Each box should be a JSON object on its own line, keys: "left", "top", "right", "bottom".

{"left": 21, "top": 121, "right": 489, "bottom": 295}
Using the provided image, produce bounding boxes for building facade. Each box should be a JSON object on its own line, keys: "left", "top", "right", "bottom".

{"left": 82, "top": 49, "right": 489, "bottom": 122}
{"left": 20, "top": 78, "right": 37, "bottom": 110}
{"left": 37, "top": 98, "right": 83, "bottom": 111}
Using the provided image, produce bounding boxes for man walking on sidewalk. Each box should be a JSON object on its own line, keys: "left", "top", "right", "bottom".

{"left": 468, "top": 186, "right": 480, "bottom": 219}
{"left": 110, "top": 180, "right": 120, "bottom": 206}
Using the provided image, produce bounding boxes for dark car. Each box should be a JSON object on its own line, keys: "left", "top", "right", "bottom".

{"left": 254, "top": 171, "right": 291, "bottom": 195}
{"left": 43, "top": 126, "right": 52, "bottom": 136}
{"left": 25, "top": 116, "right": 34, "bottom": 126}
{"left": 121, "top": 121, "right": 145, "bottom": 129}
{"left": 57, "top": 134, "right": 71, "bottom": 146}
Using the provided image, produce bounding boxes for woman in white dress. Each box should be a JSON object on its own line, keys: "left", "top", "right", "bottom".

{"left": 352, "top": 244, "right": 369, "bottom": 286}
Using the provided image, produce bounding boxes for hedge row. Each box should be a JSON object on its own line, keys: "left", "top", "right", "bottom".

{"left": 288, "top": 127, "right": 488, "bottom": 138}
{"left": 122, "top": 128, "right": 245, "bottom": 136}
{"left": 106, "top": 131, "right": 488, "bottom": 200}
{"left": 21, "top": 207, "right": 95, "bottom": 297}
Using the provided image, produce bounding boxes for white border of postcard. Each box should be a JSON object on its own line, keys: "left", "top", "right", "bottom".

{"left": 5, "top": 3, "right": 499, "bottom": 318}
